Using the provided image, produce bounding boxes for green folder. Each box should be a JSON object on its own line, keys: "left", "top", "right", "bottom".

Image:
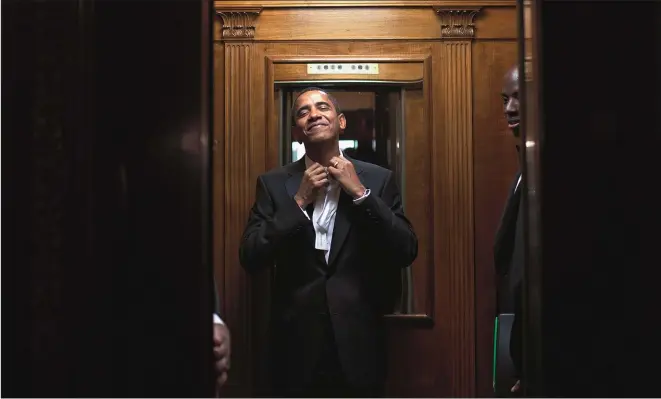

{"left": 493, "top": 316, "right": 499, "bottom": 392}
{"left": 493, "top": 313, "right": 517, "bottom": 396}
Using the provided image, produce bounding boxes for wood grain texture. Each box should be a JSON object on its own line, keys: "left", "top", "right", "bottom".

{"left": 437, "top": 40, "right": 476, "bottom": 397}
{"left": 402, "top": 81, "right": 435, "bottom": 319}
{"left": 218, "top": 42, "right": 256, "bottom": 397}
{"left": 240, "top": 7, "right": 515, "bottom": 41}
{"left": 213, "top": 42, "right": 226, "bottom": 322}
{"left": 215, "top": 0, "right": 515, "bottom": 7}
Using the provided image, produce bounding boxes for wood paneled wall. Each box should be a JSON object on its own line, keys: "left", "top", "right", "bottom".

{"left": 212, "top": 2, "right": 518, "bottom": 397}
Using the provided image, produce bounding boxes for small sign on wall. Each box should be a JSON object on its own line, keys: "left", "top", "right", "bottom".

{"left": 307, "top": 63, "right": 379, "bottom": 75}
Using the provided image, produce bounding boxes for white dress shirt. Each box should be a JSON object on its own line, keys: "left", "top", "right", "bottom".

{"left": 299, "top": 152, "right": 371, "bottom": 263}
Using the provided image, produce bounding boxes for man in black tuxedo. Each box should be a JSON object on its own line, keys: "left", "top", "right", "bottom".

{"left": 239, "top": 87, "right": 418, "bottom": 397}
{"left": 494, "top": 65, "right": 524, "bottom": 396}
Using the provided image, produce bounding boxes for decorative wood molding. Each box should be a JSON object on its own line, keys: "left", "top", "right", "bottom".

{"left": 266, "top": 54, "right": 431, "bottom": 63}
{"left": 216, "top": 8, "right": 262, "bottom": 40}
{"left": 215, "top": 0, "right": 514, "bottom": 8}
{"left": 434, "top": 7, "right": 481, "bottom": 39}
{"left": 437, "top": 40, "right": 476, "bottom": 395}
{"left": 219, "top": 42, "right": 255, "bottom": 395}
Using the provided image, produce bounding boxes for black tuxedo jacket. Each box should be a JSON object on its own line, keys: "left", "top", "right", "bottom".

{"left": 494, "top": 172, "right": 523, "bottom": 310}
{"left": 239, "top": 156, "right": 418, "bottom": 392}
{"left": 494, "top": 172, "right": 524, "bottom": 379}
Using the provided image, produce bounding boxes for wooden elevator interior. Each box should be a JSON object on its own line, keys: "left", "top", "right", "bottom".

{"left": 5, "top": 0, "right": 660, "bottom": 397}
{"left": 213, "top": 1, "right": 519, "bottom": 396}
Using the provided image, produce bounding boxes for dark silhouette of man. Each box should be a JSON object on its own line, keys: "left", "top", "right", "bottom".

{"left": 239, "top": 87, "right": 418, "bottom": 397}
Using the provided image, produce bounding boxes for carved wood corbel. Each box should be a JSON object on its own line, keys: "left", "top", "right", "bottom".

{"left": 434, "top": 7, "right": 481, "bottom": 39}
{"left": 215, "top": 7, "right": 262, "bottom": 40}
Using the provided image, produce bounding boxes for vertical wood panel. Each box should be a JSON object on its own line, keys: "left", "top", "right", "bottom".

{"left": 213, "top": 41, "right": 226, "bottom": 316}
{"left": 438, "top": 40, "right": 476, "bottom": 397}
{"left": 221, "top": 42, "right": 255, "bottom": 396}
{"left": 248, "top": 43, "right": 272, "bottom": 397}
{"left": 403, "top": 86, "right": 433, "bottom": 316}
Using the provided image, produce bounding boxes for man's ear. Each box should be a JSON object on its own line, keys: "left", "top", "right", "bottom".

{"left": 338, "top": 113, "right": 347, "bottom": 132}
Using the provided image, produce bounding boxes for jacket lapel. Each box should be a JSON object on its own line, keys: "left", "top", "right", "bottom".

{"left": 285, "top": 157, "right": 306, "bottom": 199}
{"left": 285, "top": 158, "right": 315, "bottom": 246}
{"left": 494, "top": 172, "right": 522, "bottom": 275}
{"left": 327, "top": 156, "right": 364, "bottom": 267}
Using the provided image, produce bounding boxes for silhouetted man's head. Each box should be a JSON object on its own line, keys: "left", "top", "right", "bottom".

{"left": 501, "top": 65, "right": 520, "bottom": 138}
{"left": 291, "top": 88, "right": 346, "bottom": 145}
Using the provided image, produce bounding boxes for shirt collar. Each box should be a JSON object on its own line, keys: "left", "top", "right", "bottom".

{"left": 304, "top": 148, "right": 344, "bottom": 169}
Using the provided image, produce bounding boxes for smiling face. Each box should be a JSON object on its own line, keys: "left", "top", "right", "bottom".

{"left": 292, "top": 90, "right": 346, "bottom": 144}
{"left": 501, "top": 65, "right": 521, "bottom": 138}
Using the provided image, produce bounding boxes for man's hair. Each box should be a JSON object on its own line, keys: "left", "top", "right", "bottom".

{"left": 290, "top": 87, "right": 342, "bottom": 126}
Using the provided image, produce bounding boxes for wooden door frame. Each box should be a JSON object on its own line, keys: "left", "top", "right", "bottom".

{"left": 265, "top": 54, "right": 436, "bottom": 327}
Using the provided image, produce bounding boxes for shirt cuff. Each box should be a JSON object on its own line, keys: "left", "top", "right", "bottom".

{"left": 213, "top": 314, "right": 225, "bottom": 325}
{"left": 352, "top": 188, "right": 371, "bottom": 204}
